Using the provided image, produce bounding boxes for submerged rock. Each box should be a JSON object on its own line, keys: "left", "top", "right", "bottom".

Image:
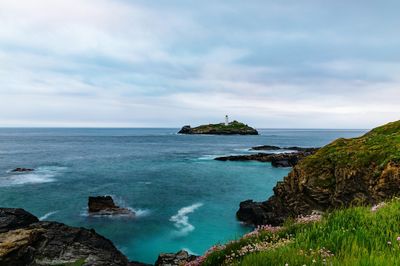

{"left": 178, "top": 121, "right": 258, "bottom": 135}
{"left": 0, "top": 208, "right": 147, "bottom": 266}
{"left": 155, "top": 250, "right": 198, "bottom": 266}
{"left": 88, "top": 196, "right": 134, "bottom": 216}
{"left": 11, "top": 168, "right": 34, "bottom": 173}
{"left": 237, "top": 120, "right": 400, "bottom": 226}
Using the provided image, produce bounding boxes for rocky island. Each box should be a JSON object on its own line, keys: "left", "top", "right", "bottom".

{"left": 237, "top": 120, "right": 400, "bottom": 226}
{"left": 178, "top": 120, "right": 258, "bottom": 135}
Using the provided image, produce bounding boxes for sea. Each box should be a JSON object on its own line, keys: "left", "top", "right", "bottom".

{"left": 0, "top": 128, "right": 367, "bottom": 264}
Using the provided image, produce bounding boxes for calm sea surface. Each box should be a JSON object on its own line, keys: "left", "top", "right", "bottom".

{"left": 0, "top": 128, "right": 367, "bottom": 263}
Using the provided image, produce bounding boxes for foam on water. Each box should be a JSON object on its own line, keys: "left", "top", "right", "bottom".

{"left": 39, "top": 210, "right": 59, "bottom": 221}
{"left": 170, "top": 203, "right": 203, "bottom": 237}
{"left": 0, "top": 166, "right": 66, "bottom": 187}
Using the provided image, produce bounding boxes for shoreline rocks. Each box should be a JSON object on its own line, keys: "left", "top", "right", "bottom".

{"left": 215, "top": 150, "right": 317, "bottom": 167}
{"left": 88, "top": 196, "right": 135, "bottom": 216}
{"left": 155, "top": 250, "right": 198, "bottom": 266}
{"left": 251, "top": 145, "right": 319, "bottom": 153}
{"left": 0, "top": 208, "right": 148, "bottom": 266}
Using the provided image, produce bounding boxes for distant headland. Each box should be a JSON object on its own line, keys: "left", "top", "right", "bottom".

{"left": 178, "top": 116, "right": 258, "bottom": 135}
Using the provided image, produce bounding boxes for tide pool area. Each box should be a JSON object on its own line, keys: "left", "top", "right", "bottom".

{"left": 0, "top": 128, "right": 366, "bottom": 263}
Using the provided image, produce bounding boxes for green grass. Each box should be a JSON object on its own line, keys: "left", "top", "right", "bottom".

{"left": 202, "top": 198, "right": 400, "bottom": 266}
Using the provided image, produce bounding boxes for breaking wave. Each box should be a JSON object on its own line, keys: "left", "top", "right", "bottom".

{"left": 170, "top": 203, "right": 203, "bottom": 236}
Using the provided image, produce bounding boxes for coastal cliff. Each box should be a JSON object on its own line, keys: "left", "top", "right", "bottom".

{"left": 238, "top": 120, "right": 400, "bottom": 225}
{"left": 178, "top": 121, "right": 258, "bottom": 135}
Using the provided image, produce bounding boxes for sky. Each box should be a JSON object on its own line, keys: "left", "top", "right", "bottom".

{"left": 0, "top": 0, "right": 399, "bottom": 128}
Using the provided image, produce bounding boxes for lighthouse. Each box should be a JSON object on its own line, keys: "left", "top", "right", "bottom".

{"left": 225, "top": 115, "right": 229, "bottom": 126}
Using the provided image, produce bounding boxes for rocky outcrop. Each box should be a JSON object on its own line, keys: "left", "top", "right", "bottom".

{"left": 11, "top": 168, "right": 34, "bottom": 173}
{"left": 155, "top": 250, "right": 197, "bottom": 266}
{"left": 215, "top": 151, "right": 316, "bottom": 167}
{"left": 251, "top": 145, "right": 319, "bottom": 153}
{"left": 0, "top": 208, "right": 39, "bottom": 233}
{"left": 178, "top": 121, "right": 258, "bottom": 135}
{"left": 88, "top": 196, "right": 134, "bottom": 216}
{"left": 237, "top": 120, "right": 400, "bottom": 226}
{"left": 0, "top": 208, "right": 149, "bottom": 266}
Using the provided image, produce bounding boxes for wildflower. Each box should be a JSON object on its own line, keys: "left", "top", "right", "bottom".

{"left": 371, "top": 202, "right": 386, "bottom": 212}
{"left": 397, "top": 236, "right": 400, "bottom": 242}
{"left": 388, "top": 241, "right": 392, "bottom": 245}
{"left": 285, "top": 264, "right": 289, "bottom": 266}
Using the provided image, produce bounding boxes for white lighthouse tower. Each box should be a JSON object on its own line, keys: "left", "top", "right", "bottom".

{"left": 225, "top": 115, "right": 229, "bottom": 126}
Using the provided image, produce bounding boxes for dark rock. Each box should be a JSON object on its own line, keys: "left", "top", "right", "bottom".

{"left": 0, "top": 208, "right": 38, "bottom": 233}
{"left": 178, "top": 125, "right": 192, "bottom": 134}
{"left": 88, "top": 196, "right": 134, "bottom": 216}
{"left": 155, "top": 250, "right": 197, "bottom": 266}
{"left": 11, "top": 168, "right": 34, "bottom": 173}
{"left": 0, "top": 208, "right": 146, "bottom": 266}
{"left": 251, "top": 145, "right": 281, "bottom": 150}
{"left": 251, "top": 145, "right": 319, "bottom": 152}
{"left": 215, "top": 151, "right": 315, "bottom": 167}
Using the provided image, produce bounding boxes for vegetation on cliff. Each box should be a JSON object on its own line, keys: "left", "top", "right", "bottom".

{"left": 178, "top": 121, "right": 258, "bottom": 135}
{"left": 237, "top": 120, "right": 400, "bottom": 226}
{"left": 198, "top": 198, "right": 400, "bottom": 266}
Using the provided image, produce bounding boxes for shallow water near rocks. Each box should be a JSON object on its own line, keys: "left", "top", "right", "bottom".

{"left": 0, "top": 128, "right": 366, "bottom": 263}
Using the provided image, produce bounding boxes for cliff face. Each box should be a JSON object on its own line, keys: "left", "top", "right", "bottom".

{"left": 237, "top": 120, "right": 400, "bottom": 226}
{"left": 178, "top": 121, "right": 258, "bottom": 135}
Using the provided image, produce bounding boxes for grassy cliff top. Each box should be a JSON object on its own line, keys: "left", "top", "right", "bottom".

{"left": 300, "top": 120, "right": 400, "bottom": 180}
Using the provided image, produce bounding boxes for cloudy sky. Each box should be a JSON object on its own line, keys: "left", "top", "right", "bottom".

{"left": 0, "top": 0, "right": 399, "bottom": 128}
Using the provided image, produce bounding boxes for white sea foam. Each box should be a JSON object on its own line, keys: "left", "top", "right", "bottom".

{"left": 182, "top": 248, "right": 199, "bottom": 256}
{"left": 170, "top": 203, "right": 203, "bottom": 236}
{"left": 39, "top": 210, "right": 59, "bottom": 221}
{"left": 197, "top": 155, "right": 218, "bottom": 160}
{"left": 0, "top": 166, "right": 66, "bottom": 187}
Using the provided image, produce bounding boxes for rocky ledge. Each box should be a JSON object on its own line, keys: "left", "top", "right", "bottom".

{"left": 0, "top": 208, "right": 150, "bottom": 266}
{"left": 215, "top": 148, "right": 318, "bottom": 167}
{"left": 178, "top": 120, "right": 258, "bottom": 135}
{"left": 237, "top": 120, "right": 400, "bottom": 226}
{"left": 155, "top": 250, "right": 198, "bottom": 266}
{"left": 251, "top": 145, "right": 319, "bottom": 153}
{"left": 88, "top": 196, "right": 134, "bottom": 216}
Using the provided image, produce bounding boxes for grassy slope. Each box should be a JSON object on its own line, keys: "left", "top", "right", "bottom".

{"left": 299, "top": 120, "right": 400, "bottom": 187}
{"left": 203, "top": 199, "right": 400, "bottom": 266}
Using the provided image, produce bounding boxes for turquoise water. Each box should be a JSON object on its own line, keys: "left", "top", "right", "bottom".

{"left": 0, "top": 128, "right": 366, "bottom": 263}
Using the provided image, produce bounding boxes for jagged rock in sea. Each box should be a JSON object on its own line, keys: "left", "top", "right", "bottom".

{"left": 88, "top": 196, "right": 135, "bottom": 216}
{"left": 178, "top": 120, "right": 258, "bottom": 135}
{"left": 215, "top": 150, "right": 317, "bottom": 167}
{"left": 155, "top": 250, "right": 198, "bottom": 266}
{"left": 237, "top": 120, "right": 400, "bottom": 226}
{"left": 11, "top": 168, "right": 34, "bottom": 173}
{"left": 0, "top": 208, "right": 150, "bottom": 266}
